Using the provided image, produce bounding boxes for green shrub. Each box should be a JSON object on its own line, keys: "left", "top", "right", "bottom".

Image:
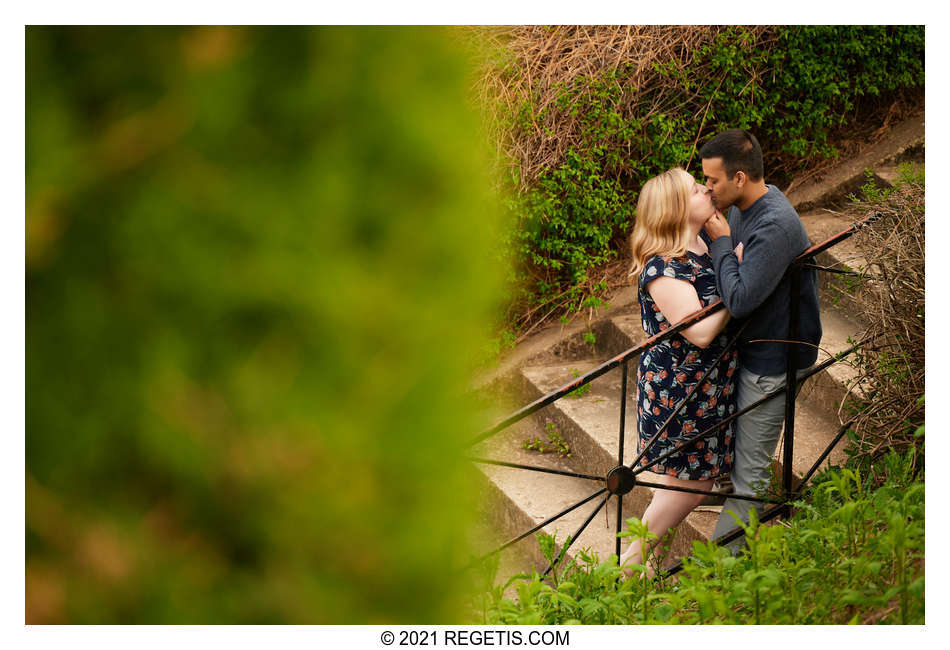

{"left": 704, "top": 26, "right": 926, "bottom": 159}
{"left": 482, "top": 26, "right": 924, "bottom": 333}
{"left": 471, "top": 447, "right": 924, "bottom": 624}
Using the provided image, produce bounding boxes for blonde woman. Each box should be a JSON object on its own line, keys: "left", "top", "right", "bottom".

{"left": 620, "top": 168, "right": 739, "bottom": 577}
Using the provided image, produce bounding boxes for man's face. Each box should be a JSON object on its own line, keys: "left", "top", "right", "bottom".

{"left": 702, "top": 157, "right": 741, "bottom": 211}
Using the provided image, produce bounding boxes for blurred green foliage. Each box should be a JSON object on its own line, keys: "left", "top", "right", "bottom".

{"left": 27, "top": 26, "right": 505, "bottom": 623}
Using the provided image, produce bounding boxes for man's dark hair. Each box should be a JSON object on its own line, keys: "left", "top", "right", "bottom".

{"left": 699, "top": 129, "right": 764, "bottom": 181}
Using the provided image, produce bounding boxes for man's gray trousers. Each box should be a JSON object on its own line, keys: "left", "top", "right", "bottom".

{"left": 712, "top": 366, "right": 810, "bottom": 550}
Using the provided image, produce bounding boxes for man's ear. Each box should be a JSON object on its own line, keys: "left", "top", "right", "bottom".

{"left": 734, "top": 171, "right": 746, "bottom": 188}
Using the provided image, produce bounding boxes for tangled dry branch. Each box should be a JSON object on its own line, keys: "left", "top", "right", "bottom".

{"left": 841, "top": 171, "right": 924, "bottom": 465}
{"left": 466, "top": 25, "right": 772, "bottom": 190}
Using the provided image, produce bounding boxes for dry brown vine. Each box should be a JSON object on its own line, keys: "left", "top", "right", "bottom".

{"left": 837, "top": 169, "right": 925, "bottom": 468}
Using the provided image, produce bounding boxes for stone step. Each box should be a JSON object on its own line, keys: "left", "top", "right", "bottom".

{"left": 522, "top": 358, "right": 846, "bottom": 486}
{"left": 471, "top": 375, "right": 715, "bottom": 575}
{"left": 786, "top": 111, "right": 923, "bottom": 214}
{"left": 781, "top": 390, "right": 850, "bottom": 477}
{"left": 801, "top": 209, "right": 870, "bottom": 271}
{"left": 470, "top": 410, "right": 624, "bottom": 575}
{"left": 474, "top": 460, "right": 628, "bottom": 573}
{"left": 798, "top": 307, "right": 866, "bottom": 417}
{"left": 553, "top": 301, "right": 864, "bottom": 439}
{"left": 471, "top": 260, "right": 862, "bottom": 583}
{"left": 797, "top": 158, "right": 923, "bottom": 329}
{"left": 800, "top": 208, "right": 873, "bottom": 326}
{"left": 473, "top": 456, "right": 718, "bottom": 577}
{"left": 519, "top": 359, "right": 640, "bottom": 475}
{"left": 469, "top": 516, "right": 539, "bottom": 598}
{"left": 470, "top": 407, "right": 594, "bottom": 576}
{"left": 874, "top": 164, "right": 903, "bottom": 187}
{"left": 469, "top": 115, "right": 922, "bottom": 590}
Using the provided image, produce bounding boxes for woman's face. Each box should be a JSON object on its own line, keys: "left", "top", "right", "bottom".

{"left": 687, "top": 180, "right": 716, "bottom": 228}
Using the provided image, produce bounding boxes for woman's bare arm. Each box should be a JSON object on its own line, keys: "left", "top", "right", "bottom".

{"left": 647, "top": 276, "right": 731, "bottom": 348}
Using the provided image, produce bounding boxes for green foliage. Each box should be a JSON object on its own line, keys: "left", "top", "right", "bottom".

{"left": 767, "top": 26, "right": 924, "bottom": 158}
{"left": 851, "top": 162, "right": 927, "bottom": 205}
{"left": 896, "top": 160, "right": 926, "bottom": 187}
{"left": 566, "top": 367, "right": 592, "bottom": 399}
{"left": 690, "top": 25, "right": 925, "bottom": 162}
{"left": 506, "top": 149, "right": 633, "bottom": 309}
{"left": 491, "top": 26, "right": 924, "bottom": 332}
{"left": 522, "top": 419, "right": 572, "bottom": 458}
{"left": 27, "top": 26, "right": 506, "bottom": 623}
{"left": 472, "top": 448, "right": 924, "bottom": 624}
{"left": 853, "top": 168, "right": 893, "bottom": 203}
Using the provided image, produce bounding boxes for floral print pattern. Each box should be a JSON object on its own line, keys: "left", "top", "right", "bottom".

{"left": 636, "top": 253, "right": 738, "bottom": 479}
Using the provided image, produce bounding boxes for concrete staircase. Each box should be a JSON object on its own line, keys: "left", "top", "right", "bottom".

{"left": 471, "top": 112, "right": 924, "bottom": 584}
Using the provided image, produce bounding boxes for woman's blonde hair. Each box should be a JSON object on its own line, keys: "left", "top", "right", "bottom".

{"left": 629, "top": 167, "right": 695, "bottom": 279}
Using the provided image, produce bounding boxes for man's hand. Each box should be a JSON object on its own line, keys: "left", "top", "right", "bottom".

{"left": 704, "top": 210, "right": 731, "bottom": 240}
{"left": 734, "top": 242, "right": 744, "bottom": 263}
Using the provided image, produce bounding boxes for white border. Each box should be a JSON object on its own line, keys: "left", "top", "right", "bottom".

{"left": 10, "top": 11, "right": 945, "bottom": 645}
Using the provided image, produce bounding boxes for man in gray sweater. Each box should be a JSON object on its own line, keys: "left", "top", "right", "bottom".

{"left": 699, "top": 129, "right": 822, "bottom": 547}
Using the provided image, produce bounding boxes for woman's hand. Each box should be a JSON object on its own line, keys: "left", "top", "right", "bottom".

{"left": 734, "top": 242, "right": 744, "bottom": 263}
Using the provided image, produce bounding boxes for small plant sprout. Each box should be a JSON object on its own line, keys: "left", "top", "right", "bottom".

{"left": 522, "top": 419, "right": 572, "bottom": 458}
{"left": 567, "top": 368, "right": 592, "bottom": 399}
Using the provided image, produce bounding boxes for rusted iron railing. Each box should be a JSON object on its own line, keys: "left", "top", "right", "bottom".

{"left": 469, "top": 212, "right": 881, "bottom": 576}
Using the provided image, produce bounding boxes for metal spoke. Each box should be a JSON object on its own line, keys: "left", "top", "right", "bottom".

{"left": 796, "top": 419, "right": 856, "bottom": 488}
{"left": 543, "top": 495, "right": 608, "bottom": 576}
{"left": 463, "top": 210, "right": 881, "bottom": 581}
{"left": 618, "top": 359, "right": 628, "bottom": 466}
{"left": 797, "top": 212, "right": 881, "bottom": 260}
{"left": 628, "top": 320, "right": 750, "bottom": 470}
{"left": 631, "top": 336, "right": 870, "bottom": 477}
{"left": 468, "top": 300, "right": 727, "bottom": 448}
{"left": 663, "top": 503, "right": 787, "bottom": 576}
{"left": 633, "top": 478, "right": 783, "bottom": 505}
{"left": 801, "top": 263, "right": 860, "bottom": 276}
{"left": 468, "top": 488, "right": 607, "bottom": 568}
{"left": 467, "top": 457, "right": 603, "bottom": 482}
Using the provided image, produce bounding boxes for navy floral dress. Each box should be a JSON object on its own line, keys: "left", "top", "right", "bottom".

{"left": 636, "top": 253, "right": 738, "bottom": 480}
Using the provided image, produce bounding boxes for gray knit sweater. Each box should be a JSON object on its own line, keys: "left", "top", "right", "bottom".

{"left": 706, "top": 185, "right": 821, "bottom": 376}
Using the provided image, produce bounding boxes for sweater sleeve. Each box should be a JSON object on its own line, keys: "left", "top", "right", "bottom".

{"left": 709, "top": 221, "right": 796, "bottom": 319}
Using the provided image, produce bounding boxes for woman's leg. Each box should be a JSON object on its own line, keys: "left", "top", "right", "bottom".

{"left": 620, "top": 473, "right": 713, "bottom": 577}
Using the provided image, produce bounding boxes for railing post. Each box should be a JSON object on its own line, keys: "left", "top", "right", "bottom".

{"left": 469, "top": 214, "right": 876, "bottom": 575}
{"left": 783, "top": 263, "right": 802, "bottom": 509}
{"left": 616, "top": 359, "right": 628, "bottom": 563}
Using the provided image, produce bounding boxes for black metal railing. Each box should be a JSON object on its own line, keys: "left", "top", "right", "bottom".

{"left": 468, "top": 212, "right": 881, "bottom": 577}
